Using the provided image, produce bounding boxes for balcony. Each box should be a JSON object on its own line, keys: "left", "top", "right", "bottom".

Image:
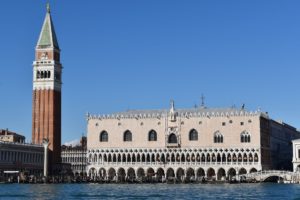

{"left": 166, "top": 143, "right": 180, "bottom": 148}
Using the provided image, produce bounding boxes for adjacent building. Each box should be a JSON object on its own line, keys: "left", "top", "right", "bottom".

{"left": 0, "top": 129, "right": 25, "bottom": 143}
{"left": 292, "top": 139, "right": 300, "bottom": 172}
{"left": 0, "top": 141, "right": 44, "bottom": 178}
{"left": 61, "top": 137, "right": 87, "bottom": 176}
{"left": 0, "top": 130, "right": 43, "bottom": 179}
{"left": 32, "top": 4, "right": 62, "bottom": 173}
{"left": 86, "top": 101, "right": 300, "bottom": 181}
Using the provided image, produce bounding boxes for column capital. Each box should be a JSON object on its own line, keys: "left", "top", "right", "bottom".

{"left": 42, "top": 138, "right": 50, "bottom": 147}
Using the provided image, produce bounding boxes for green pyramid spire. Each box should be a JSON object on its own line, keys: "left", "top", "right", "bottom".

{"left": 36, "top": 3, "right": 59, "bottom": 49}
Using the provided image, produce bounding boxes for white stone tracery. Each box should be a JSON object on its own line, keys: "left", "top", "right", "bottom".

{"left": 87, "top": 147, "right": 260, "bottom": 181}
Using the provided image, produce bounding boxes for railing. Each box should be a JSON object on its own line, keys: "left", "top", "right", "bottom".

{"left": 0, "top": 141, "right": 43, "bottom": 148}
{"left": 88, "top": 161, "right": 259, "bottom": 167}
{"left": 242, "top": 170, "right": 296, "bottom": 179}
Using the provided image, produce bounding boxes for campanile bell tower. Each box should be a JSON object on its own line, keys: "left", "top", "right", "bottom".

{"left": 32, "top": 4, "right": 62, "bottom": 170}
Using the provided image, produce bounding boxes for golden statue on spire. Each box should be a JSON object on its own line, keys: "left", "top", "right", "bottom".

{"left": 46, "top": 2, "right": 50, "bottom": 13}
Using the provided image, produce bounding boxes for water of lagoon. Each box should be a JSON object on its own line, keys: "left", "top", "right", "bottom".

{"left": 0, "top": 183, "right": 300, "bottom": 199}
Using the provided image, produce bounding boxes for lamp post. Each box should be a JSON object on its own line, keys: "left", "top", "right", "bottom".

{"left": 42, "top": 138, "right": 49, "bottom": 178}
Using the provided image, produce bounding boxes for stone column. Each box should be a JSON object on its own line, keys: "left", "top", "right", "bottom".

{"left": 42, "top": 138, "right": 50, "bottom": 177}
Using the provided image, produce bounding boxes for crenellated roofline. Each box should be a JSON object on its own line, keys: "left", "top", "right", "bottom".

{"left": 86, "top": 107, "right": 268, "bottom": 121}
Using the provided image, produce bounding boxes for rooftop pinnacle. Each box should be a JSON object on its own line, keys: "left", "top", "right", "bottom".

{"left": 36, "top": 3, "right": 59, "bottom": 49}
{"left": 46, "top": 3, "right": 50, "bottom": 13}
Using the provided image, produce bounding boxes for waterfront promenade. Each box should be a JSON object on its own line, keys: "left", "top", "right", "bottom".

{"left": 3, "top": 170, "right": 300, "bottom": 184}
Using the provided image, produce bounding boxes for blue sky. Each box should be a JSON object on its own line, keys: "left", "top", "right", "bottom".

{"left": 0, "top": 0, "right": 299, "bottom": 143}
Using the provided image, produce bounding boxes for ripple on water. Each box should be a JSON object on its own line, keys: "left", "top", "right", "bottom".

{"left": 0, "top": 183, "right": 300, "bottom": 200}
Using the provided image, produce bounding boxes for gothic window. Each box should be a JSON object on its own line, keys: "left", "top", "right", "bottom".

{"left": 214, "top": 131, "right": 223, "bottom": 143}
{"left": 189, "top": 129, "right": 198, "bottom": 141}
{"left": 168, "top": 133, "right": 177, "bottom": 143}
{"left": 124, "top": 130, "right": 132, "bottom": 142}
{"left": 241, "top": 131, "right": 251, "bottom": 143}
{"left": 99, "top": 131, "right": 108, "bottom": 142}
{"left": 148, "top": 130, "right": 157, "bottom": 141}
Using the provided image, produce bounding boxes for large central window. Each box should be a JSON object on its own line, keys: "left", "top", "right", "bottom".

{"left": 168, "top": 133, "right": 177, "bottom": 143}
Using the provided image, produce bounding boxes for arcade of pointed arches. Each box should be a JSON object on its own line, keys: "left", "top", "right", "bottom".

{"left": 88, "top": 148, "right": 259, "bottom": 165}
{"left": 87, "top": 166, "right": 259, "bottom": 181}
{"left": 87, "top": 147, "right": 260, "bottom": 180}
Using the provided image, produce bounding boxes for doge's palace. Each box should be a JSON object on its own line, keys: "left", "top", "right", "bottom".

{"left": 86, "top": 101, "right": 300, "bottom": 182}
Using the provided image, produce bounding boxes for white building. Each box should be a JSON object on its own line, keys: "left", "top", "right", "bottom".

{"left": 86, "top": 102, "right": 300, "bottom": 182}
{"left": 61, "top": 137, "right": 87, "bottom": 176}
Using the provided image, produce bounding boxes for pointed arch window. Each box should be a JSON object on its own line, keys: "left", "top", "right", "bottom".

{"left": 241, "top": 131, "right": 251, "bottom": 143}
{"left": 168, "top": 133, "right": 177, "bottom": 143}
{"left": 214, "top": 131, "right": 223, "bottom": 143}
{"left": 99, "top": 131, "right": 108, "bottom": 142}
{"left": 189, "top": 129, "right": 198, "bottom": 141}
{"left": 148, "top": 130, "right": 157, "bottom": 141}
{"left": 124, "top": 130, "right": 132, "bottom": 142}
